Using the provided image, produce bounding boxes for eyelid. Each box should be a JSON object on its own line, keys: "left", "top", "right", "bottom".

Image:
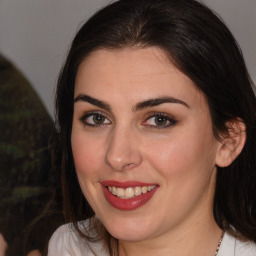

{"left": 79, "top": 110, "right": 112, "bottom": 127}
{"left": 142, "top": 112, "right": 177, "bottom": 128}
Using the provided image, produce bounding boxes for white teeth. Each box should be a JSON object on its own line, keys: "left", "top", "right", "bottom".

{"left": 116, "top": 188, "right": 125, "bottom": 197}
{"left": 112, "top": 187, "right": 117, "bottom": 195}
{"left": 148, "top": 186, "right": 155, "bottom": 191}
{"left": 107, "top": 185, "right": 156, "bottom": 199}
{"left": 142, "top": 186, "right": 148, "bottom": 193}
{"left": 134, "top": 186, "right": 142, "bottom": 196}
{"left": 125, "top": 187, "right": 134, "bottom": 198}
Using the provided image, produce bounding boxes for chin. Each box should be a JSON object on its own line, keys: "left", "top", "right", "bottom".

{"left": 109, "top": 229, "right": 149, "bottom": 242}
{"left": 102, "top": 217, "right": 155, "bottom": 242}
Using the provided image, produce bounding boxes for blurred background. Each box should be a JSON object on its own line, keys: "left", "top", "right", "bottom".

{"left": 0, "top": 0, "right": 255, "bottom": 117}
{"left": 0, "top": 0, "right": 255, "bottom": 255}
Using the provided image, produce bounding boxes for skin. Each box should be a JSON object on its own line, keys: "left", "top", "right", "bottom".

{"left": 71, "top": 47, "right": 226, "bottom": 256}
{"left": 26, "top": 250, "right": 42, "bottom": 256}
{"left": 0, "top": 233, "right": 7, "bottom": 256}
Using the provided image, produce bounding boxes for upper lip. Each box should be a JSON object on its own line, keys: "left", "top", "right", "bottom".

{"left": 100, "top": 180, "right": 158, "bottom": 188}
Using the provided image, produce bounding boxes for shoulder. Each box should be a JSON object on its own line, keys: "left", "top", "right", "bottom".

{"left": 47, "top": 223, "right": 84, "bottom": 256}
{"left": 218, "top": 231, "right": 256, "bottom": 256}
{"left": 235, "top": 238, "right": 256, "bottom": 256}
{"left": 47, "top": 222, "right": 109, "bottom": 256}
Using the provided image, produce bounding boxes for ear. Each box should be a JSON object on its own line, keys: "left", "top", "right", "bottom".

{"left": 215, "top": 119, "right": 246, "bottom": 167}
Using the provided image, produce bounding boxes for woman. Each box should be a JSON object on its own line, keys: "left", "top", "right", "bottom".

{"left": 48, "top": 0, "right": 256, "bottom": 255}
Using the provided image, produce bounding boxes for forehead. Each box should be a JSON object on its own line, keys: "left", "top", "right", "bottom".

{"left": 76, "top": 47, "right": 177, "bottom": 83}
{"left": 75, "top": 47, "right": 205, "bottom": 108}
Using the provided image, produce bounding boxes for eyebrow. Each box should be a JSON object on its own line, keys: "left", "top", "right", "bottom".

{"left": 74, "top": 94, "right": 190, "bottom": 111}
{"left": 74, "top": 94, "right": 111, "bottom": 111}
{"left": 134, "top": 96, "right": 190, "bottom": 111}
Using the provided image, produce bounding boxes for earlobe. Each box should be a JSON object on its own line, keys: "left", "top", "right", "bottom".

{"left": 215, "top": 120, "right": 246, "bottom": 167}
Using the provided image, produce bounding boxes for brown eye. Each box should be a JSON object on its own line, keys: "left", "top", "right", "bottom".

{"left": 93, "top": 114, "right": 106, "bottom": 124}
{"left": 155, "top": 116, "right": 168, "bottom": 126}
{"left": 80, "top": 112, "right": 111, "bottom": 127}
{"left": 143, "top": 113, "right": 177, "bottom": 128}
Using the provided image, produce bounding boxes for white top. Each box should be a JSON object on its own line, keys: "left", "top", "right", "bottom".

{"left": 48, "top": 223, "right": 256, "bottom": 256}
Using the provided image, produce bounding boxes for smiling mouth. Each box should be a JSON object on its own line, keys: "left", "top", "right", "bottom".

{"left": 107, "top": 185, "right": 156, "bottom": 199}
{"left": 101, "top": 182, "right": 159, "bottom": 210}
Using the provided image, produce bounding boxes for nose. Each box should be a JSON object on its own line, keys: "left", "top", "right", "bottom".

{"left": 105, "top": 126, "right": 142, "bottom": 171}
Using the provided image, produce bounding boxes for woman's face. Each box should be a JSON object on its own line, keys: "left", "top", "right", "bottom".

{"left": 71, "top": 47, "right": 221, "bottom": 242}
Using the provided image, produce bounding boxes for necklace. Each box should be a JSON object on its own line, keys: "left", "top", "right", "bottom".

{"left": 214, "top": 230, "right": 225, "bottom": 256}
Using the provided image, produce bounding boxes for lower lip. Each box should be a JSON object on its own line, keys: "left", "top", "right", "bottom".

{"left": 102, "top": 186, "right": 158, "bottom": 210}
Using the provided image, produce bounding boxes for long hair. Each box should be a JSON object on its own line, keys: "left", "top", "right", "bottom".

{"left": 54, "top": 0, "right": 256, "bottom": 252}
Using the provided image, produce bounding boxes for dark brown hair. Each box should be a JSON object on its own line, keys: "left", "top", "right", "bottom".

{"left": 53, "top": 0, "right": 256, "bottom": 253}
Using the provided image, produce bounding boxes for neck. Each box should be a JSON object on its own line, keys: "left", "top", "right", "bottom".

{"left": 118, "top": 215, "right": 223, "bottom": 256}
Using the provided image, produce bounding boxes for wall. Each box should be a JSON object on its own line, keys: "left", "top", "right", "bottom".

{"left": 0, "top": 0, "right": 255, "bottom": 116}
{"left": 204, "top": 0, "right": 256, "bottom": 83}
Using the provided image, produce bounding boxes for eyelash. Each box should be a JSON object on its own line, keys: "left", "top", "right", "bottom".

{"left": 79, "top": 111, "right": 177, "bottom": 128}
{"left": 79, "top": 111, "right": 111, "bottom": 127}
{"left": 143, "top": 112, "right": 177, "bottom": 129}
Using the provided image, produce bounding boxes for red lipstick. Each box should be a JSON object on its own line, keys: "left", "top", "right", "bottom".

{"left": 101, "top": 180, "right": 158, "bottom": 210}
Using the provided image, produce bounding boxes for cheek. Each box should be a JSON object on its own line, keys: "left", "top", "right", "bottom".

{"left": 147, "top": 143, "right": 194, "bottom": 181}
{"left": 71, "top": 131, "right": 103, "bottom": 177}
{"left": 71, "top": 132, "right": 104, "bottom": 209}
{"left": 144, "top": 129, "right": 218, "bottom": 180}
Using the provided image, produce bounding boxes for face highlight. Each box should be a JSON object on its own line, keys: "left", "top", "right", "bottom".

{"left": 71, "top": 47, "right": 221, "bottom": 243}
